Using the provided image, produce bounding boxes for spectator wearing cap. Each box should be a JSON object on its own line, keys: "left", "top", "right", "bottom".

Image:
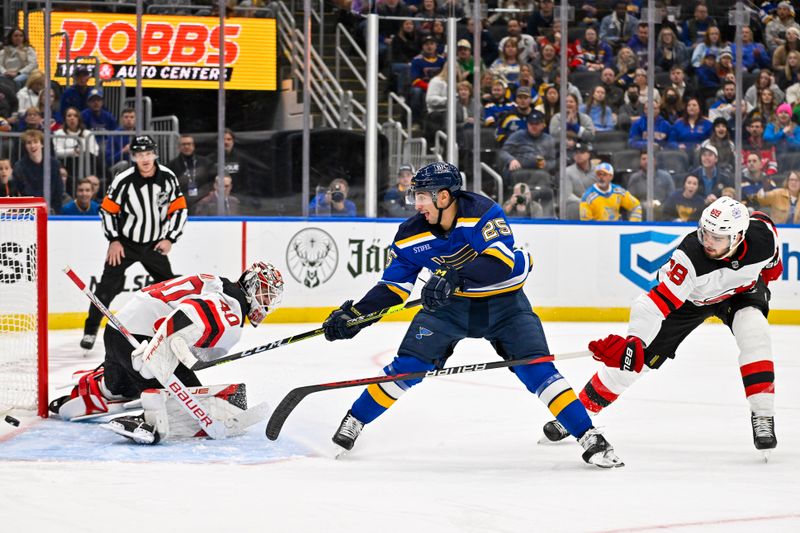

{"left": 764, "top": 102, "right": 800, "bottom": 151}
{"left": 494, "top": 85, "right": 536, "bottom": 144}
{"left": 626, "top": 151, "right": 676, "bottom": 209}
{"left": 498, "top": 19, "right": 538, "bottom": 65}
{"left": 81, "top": 88, "right": 117, "bottom": 132}
{"left": 408, "top": 35, "right": 445, "bottom": 125}
{"left": 580, "top": 162, "right": 642, "bottom": 222}
{"left": 455, "top": 39, "right": 482, "bottom": 85}
{"left": 690, "top": 26, "right": 724, "bottom": 69}
{"left": 382, "top": 163, "right": 417, "bottom": 218}
{"left": 688, "top": 144, "right": 733, "bottom": 204}
{"left": 680, "top": 2, "right": 717, "bottom": 48}
{"left": 60, "top": 64, "right": 93, "bottom": 115}
{"left": 497, "top": 110, "right": 556, "bottom": 179}
{"left": 772, "top": 26, "right": 800, "bottom": 71}
{"left": 729, "top": 26, "right": 770, "bottom": 72}
{"left": 766, "top": 1, "right": 800, "bottom": 53}
{"left": 599, "top": 1, "right": 639, "bottom": 51}
{"left": 565, "top": 142, "right": 597, "bottom": 217}
{"left": 628, "top": 100, "right": 672, "bottom": 150}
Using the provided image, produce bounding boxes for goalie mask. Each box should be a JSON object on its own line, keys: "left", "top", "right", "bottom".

{"left": 697, "top": 197, "right": 750, "bottom": 259}
{"left": 239, "top": 262, "right": 284, "bottom": 326}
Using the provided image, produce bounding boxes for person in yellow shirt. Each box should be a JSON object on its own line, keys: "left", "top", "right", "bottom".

{"left": 579, "top": 162, "right": 643, "bottom": 221}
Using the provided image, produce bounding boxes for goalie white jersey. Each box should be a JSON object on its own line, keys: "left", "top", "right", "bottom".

{"left": 629, "top": 214, "right": 782, "bottom": 345}
{"left": 115, "top": 274, "right": 249, "bottom": 361}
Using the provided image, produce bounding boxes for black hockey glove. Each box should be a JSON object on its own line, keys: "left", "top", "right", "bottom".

{"left": 421, "top": 266, "right": 461, "bottom": 312}
{"left": 323, "top": 300, "right": 363, "bottom": 341}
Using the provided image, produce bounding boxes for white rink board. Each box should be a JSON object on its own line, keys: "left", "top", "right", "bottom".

{"left": 44, "top": 218, "right": 800, "bottom": 318}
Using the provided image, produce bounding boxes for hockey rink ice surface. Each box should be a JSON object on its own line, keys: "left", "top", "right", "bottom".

{"left": 1, "top": 321, "right": 799, "bottom": 532}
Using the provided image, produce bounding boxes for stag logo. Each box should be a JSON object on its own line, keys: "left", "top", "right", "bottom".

{"left": 286, "top": 228, "right": 339, "bottom": 288}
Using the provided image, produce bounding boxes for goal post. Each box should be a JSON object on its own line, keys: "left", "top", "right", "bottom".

{"left": 0, "top": 197, "right": 48, "bottom": 417}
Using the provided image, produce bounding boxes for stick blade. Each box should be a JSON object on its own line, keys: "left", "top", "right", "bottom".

{"left": 265, "top": 387, "right": 315, "bottom": 440}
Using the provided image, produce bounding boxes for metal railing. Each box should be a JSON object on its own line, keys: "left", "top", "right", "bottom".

{"left": 124, "top": 95, "right": 152, "bottom": 130}
{"left": 480, "top": 162, "right": 504, "bottom": 205}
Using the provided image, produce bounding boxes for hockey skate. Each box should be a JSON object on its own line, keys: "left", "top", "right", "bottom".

{"left": 539, "top": 419, "right": 571, "bottom": 443}
{"left": 49, "top": 368, "right": 133, "bottom": 421}
{"left": 578, "top": 428, "right": 624, "bottom": 468}
{"left": 103, "top": 415, "right": 161, "bottom": 445}
{"left": 751, "top": 413, "right": 777, "bottom": 462}
{"left": 332, "top": 410, "right": 364, "bottom": 455}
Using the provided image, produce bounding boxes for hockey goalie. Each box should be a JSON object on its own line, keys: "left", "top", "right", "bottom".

{"left": 50, "top": 262, "right": 284, "bottom": 444}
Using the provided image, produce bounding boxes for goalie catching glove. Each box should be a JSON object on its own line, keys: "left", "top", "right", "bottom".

{"left": 588, "top": 334, "right": 645, "bottom": 373}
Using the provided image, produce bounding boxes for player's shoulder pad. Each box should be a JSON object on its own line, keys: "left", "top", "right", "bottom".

{"left": 456, "top": 191, "right": 498, "bottom": 220}
{"left": 394, "top": 213, "right": 430, "bottom": 243}
{"left": 743, "top": 213, "right": 779, "bottom": 263}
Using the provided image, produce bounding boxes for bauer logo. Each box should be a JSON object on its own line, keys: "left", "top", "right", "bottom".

{"left": 286, "top": 228, "right": 339, "bottom": 288}
{"left": 619, "top": 231, "right": 682, "bottom": 291}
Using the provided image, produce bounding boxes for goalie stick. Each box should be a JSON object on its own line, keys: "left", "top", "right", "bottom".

{"left": 265, "top": 350, "right": 591, "bottom": 440}
{"left": 189, "top": 298, "right": 423, "bottom": 371}
{"left": 63, "top": 266, "right": 226, "bottom": 440}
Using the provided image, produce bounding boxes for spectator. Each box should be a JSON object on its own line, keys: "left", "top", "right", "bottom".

{"left": 0, "top": 158, "right": 21, "bottom": 197}
{"left": 680, "top": 2, "right": 717, "bottom": 48}
{"left": 661, "top": 174, "right": 705, "bottom": 222}
{"left": 614, "top": 46, "right": 639, "bottom": 87}
{"left": 695, "top": 52, "right": 721, "bottom": 98}
{"left": 527, "top": 0, "right": 555, "bottom": 38}
{"left": 701, "top": 117, "right": 736, "bottom": 172}
{"left": 749, "top": 87, "right": 779, "bottom": 125}
{"left": 599, "top": 67, "right": 624, "bottom": 110}
{"left": 376, "top": 0, "right": 411, "bottom": 62}
{"left": 709, "top": 81, "right": 748, "bottom": 124}
{"left": 627, "top": 23, "right": 650, "bottom": 69}
{"left": 106, "top": 107, "right": 136, "bottom": 170}
{"left": 16, "top": 106, "right": 45, "bottom": 132}
{"left": 0, "top": 27, "right": 38, "bottom": 89}
{"left": 59, "top": 64, "right": 92, "bottom": 116}
{"left": 764, "top": 102, "right": 800, "bottom": 151}
{"left": 626, "top": 151, "right": 676, "bottom": 207}
{"left": 765, "top": 1, "right": 800, "bottom": 53}
{"left": 85, "top": 174, "right": 101, "bottom": 199}
{"left": 37, "top": 86, "right": 62, "bottom": 130}
{"left": 424, "top": 63, "right": 449, "bottom": 139}
{"left": 716, "top": 48, "right": 734, "bottom": 80}
{"left": 532, "top": 43, "right": 558, "bottom": 85}
{"left": 214, "top": 128, "right": 250, "bottom": 196}
{"left": 498, "top": 19, "right": 538, "bottom": 65}
{"left": 193, "top": 175, "right": 240, "bottom": 216}
{"left": 665, "top": 65, "right": 697, "bottom": 103}
{"left": 741, "top": 153, "right": 777, "bottom": 199}
{"left": 743, "top": 116, "right": 779, "bottom": 175}
{"left": 581, "top": 86, "right": 616, "bottom": 132}
{"left": 413, "top": 0, "right": 436, "bottom": 35}
{"left": 599, "top": 1, "right": 639, "bottom": 50}
{"left": 54, "top": 106, "right": 99, "bottom": 160}
{"left": 12, "top": 129, "right": 63, "bottom": 213}
{"left": 460, "top": 17, "right": 497, "bottom": 66}
{"left": 655, "top": 27, "right": 689, "bottom": 72}
{"left": 689, "top": 144, "right": 732, "bottom": 204}
{"left": 626, "top": 68, "right": 661, "bottom": 108}
{"left": 502, "top": 182, "right": 544, "bottom": 218}
{"left": 691, "top": 26, "right": 724, "bottom": 69}
{"left": 80, "top": 88, "right": 117, "bottom": 132}
{"left": 490, "top": 37, "right": 522, "bottom": 87}
{"left": 564, "top": 142, "right": 596, "bottom": 216}
{"left": 497, "top": 110, "right": 556, "bottom": 177}
{"left": 660, "top": 87, "right": 684, "bottom": 124}
{"left": 382, "top": 163, "right": 416, "bottom": 218}
{"left": 579, "top": 162, "right": 642, "bottom": 222}
{"left": 15, "top": 69, "right": 44, "bottom": 116}
{"left": 309, "top": 178, "right": 357, "bottom": 217}
{"left": 772, "top": 26, "right": 800, "bottom": 71}
{"left": 668, "top": 97, "right": 712, "bottom": 152}
{"left": 752, "top": 170, "right": 800, "bottom": 224}
{"left": 495, "top": 85, "right": 536, "bottom": 143}
{"left": 730, "top": 26, "right": 770, "bottom": 72}
{"left": 777, "top": 51, "right": 800, "bottom": 91}
{"left": 513, "top": 64, "right": 537, "bottom": 98}
{"left": 483, "top": 78, "right": 512, "bottom": 127}
{"left": 745, "top": 69, "right": 784, "bottom": 108}
{"left": 390, "top": 19, "right": 420, "bottom": 95}
{"left": 538, "top": 85, "right": 560, "bottom": 126}
{"left": 455, "top": 39, "right": 480, "bottom": 85}
{"left": 478, "top": 70, "right": 496, "bottom": 106}
{"left": 429, "top": 19, "right": 446, "bottom": 55}
{"left": 408, "top": 35, "right": 444, "bottom": 125}
{"left": 455, "top": 81, "right": 476, "bottom": 129}
{"left": 568, "top": 27, "right": 613, "bottom": 72}
{"left": 618, "top": 84, "right": 645, "bottom": 129}
{"left": 167, "top": 134, "right": 215, "bottom": 214}
{"left": 549, "top": 93, "right": 595, "bottom": 154}
{"left": 61, "top": 178, "right": 101, "bottom": 216}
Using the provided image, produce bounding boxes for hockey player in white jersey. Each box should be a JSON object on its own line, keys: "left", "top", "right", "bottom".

{"left": 51, "top": 262, "right": 284, "bottom": 443}
{"left": 542, "top": 197, "right": 783, "bottom": 456}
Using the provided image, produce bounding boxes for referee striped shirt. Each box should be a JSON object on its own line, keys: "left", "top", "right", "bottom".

{"left": 100, "top": 163, "right": 188, "bottom": 244}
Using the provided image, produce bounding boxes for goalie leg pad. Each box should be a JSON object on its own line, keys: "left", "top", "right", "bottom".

{"left": 732, "top": 306, "right": 775, "bottom": 415}
{"left": 55, "top": 369, "right": 132, "bottom": 421}
{"left": 142, "top": 383, "right": 249, "bottom": 440}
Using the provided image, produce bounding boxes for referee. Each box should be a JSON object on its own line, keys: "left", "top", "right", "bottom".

{"left": 80, "top": 135, "right": 188, "bottom": 350}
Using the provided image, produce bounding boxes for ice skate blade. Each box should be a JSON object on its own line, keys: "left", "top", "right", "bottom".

{"left": 332, "top": 443, "right": 351, "bottom": 460}
{"left": 586, "top": 451, "right": 625, "bottom": 469}
{"left": 762, "top": 450, "right": 771, "bottom": 463}
{"left": 537, "top": 433, "right": 568, "bottom": 445}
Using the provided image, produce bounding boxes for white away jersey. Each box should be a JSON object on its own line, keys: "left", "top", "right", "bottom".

{"left": 114, "top": 274, "right": 248, "bottom": 361}
{"left": 629, "top": 214, "right": 781, "bottom": 345}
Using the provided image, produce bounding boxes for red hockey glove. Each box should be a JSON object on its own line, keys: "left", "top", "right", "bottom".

{"left": 588, "top": 334, "right": 645, "bottom": 373}
{"left": 761, "top": 258, "right": 783, "bottom": 286}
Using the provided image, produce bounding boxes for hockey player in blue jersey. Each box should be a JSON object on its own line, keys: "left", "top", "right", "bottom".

{"left": 322, "top": 162, "right": 624, "bottom": 468}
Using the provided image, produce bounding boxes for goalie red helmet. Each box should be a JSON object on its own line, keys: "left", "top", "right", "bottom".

{"left": 239, "top": 262, "right": 284, "bottom": 326}
{"left": 697, "top": 197, "right": 750, "bottom": 259}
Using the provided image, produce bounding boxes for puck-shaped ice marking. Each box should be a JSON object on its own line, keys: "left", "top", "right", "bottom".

{"left": 4, "top": 415, "right": 20, "bottom": 427}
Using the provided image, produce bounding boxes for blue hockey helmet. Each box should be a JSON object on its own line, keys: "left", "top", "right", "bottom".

{"left": 410, "top": 162, "right": 463, "bottom": 198}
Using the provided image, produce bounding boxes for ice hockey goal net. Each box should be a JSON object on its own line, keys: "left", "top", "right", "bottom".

{"left": 0, "top": 198, "right": 48, "bottom": 417}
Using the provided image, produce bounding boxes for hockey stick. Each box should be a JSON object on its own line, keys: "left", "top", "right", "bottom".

{"left": 190, "top": 298, "right": 423, "bottom": 371}
{"left": 63, "top": 266, "right": 226, "bottom": 440}
{"left": 265, "top": 350, "right": 591, "bottom": 440}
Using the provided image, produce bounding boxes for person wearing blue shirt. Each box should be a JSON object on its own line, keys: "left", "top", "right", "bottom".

{"left": 668, "top": 97, "right": 713, "bottom": 151}
{"left": 321, "top": 161, "right": 624, "bottom": 468}
{"left": 730, "top": 27, "right": 771, "bottom": 72}
{"left": 308, "top": 177, "right": 357, "bottom": 217}
{"left": 80, "top": 88, "right": 118, "bottom": 132}
{"left": 763, "top": 103, "right": 800, "bottom": 151}
{"left": 60, "top": 65, "right": 92, "bottom": 116}
{"left": 628, "top": 101, "right": 672, "bottom": 150}
{"left": 61, "top": 178, "right": 100, "bottom": 216}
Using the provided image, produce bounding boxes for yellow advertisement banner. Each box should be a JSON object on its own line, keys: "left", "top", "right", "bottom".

{"left": 23, "top": 11, "right": 276, "bottom": 90}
